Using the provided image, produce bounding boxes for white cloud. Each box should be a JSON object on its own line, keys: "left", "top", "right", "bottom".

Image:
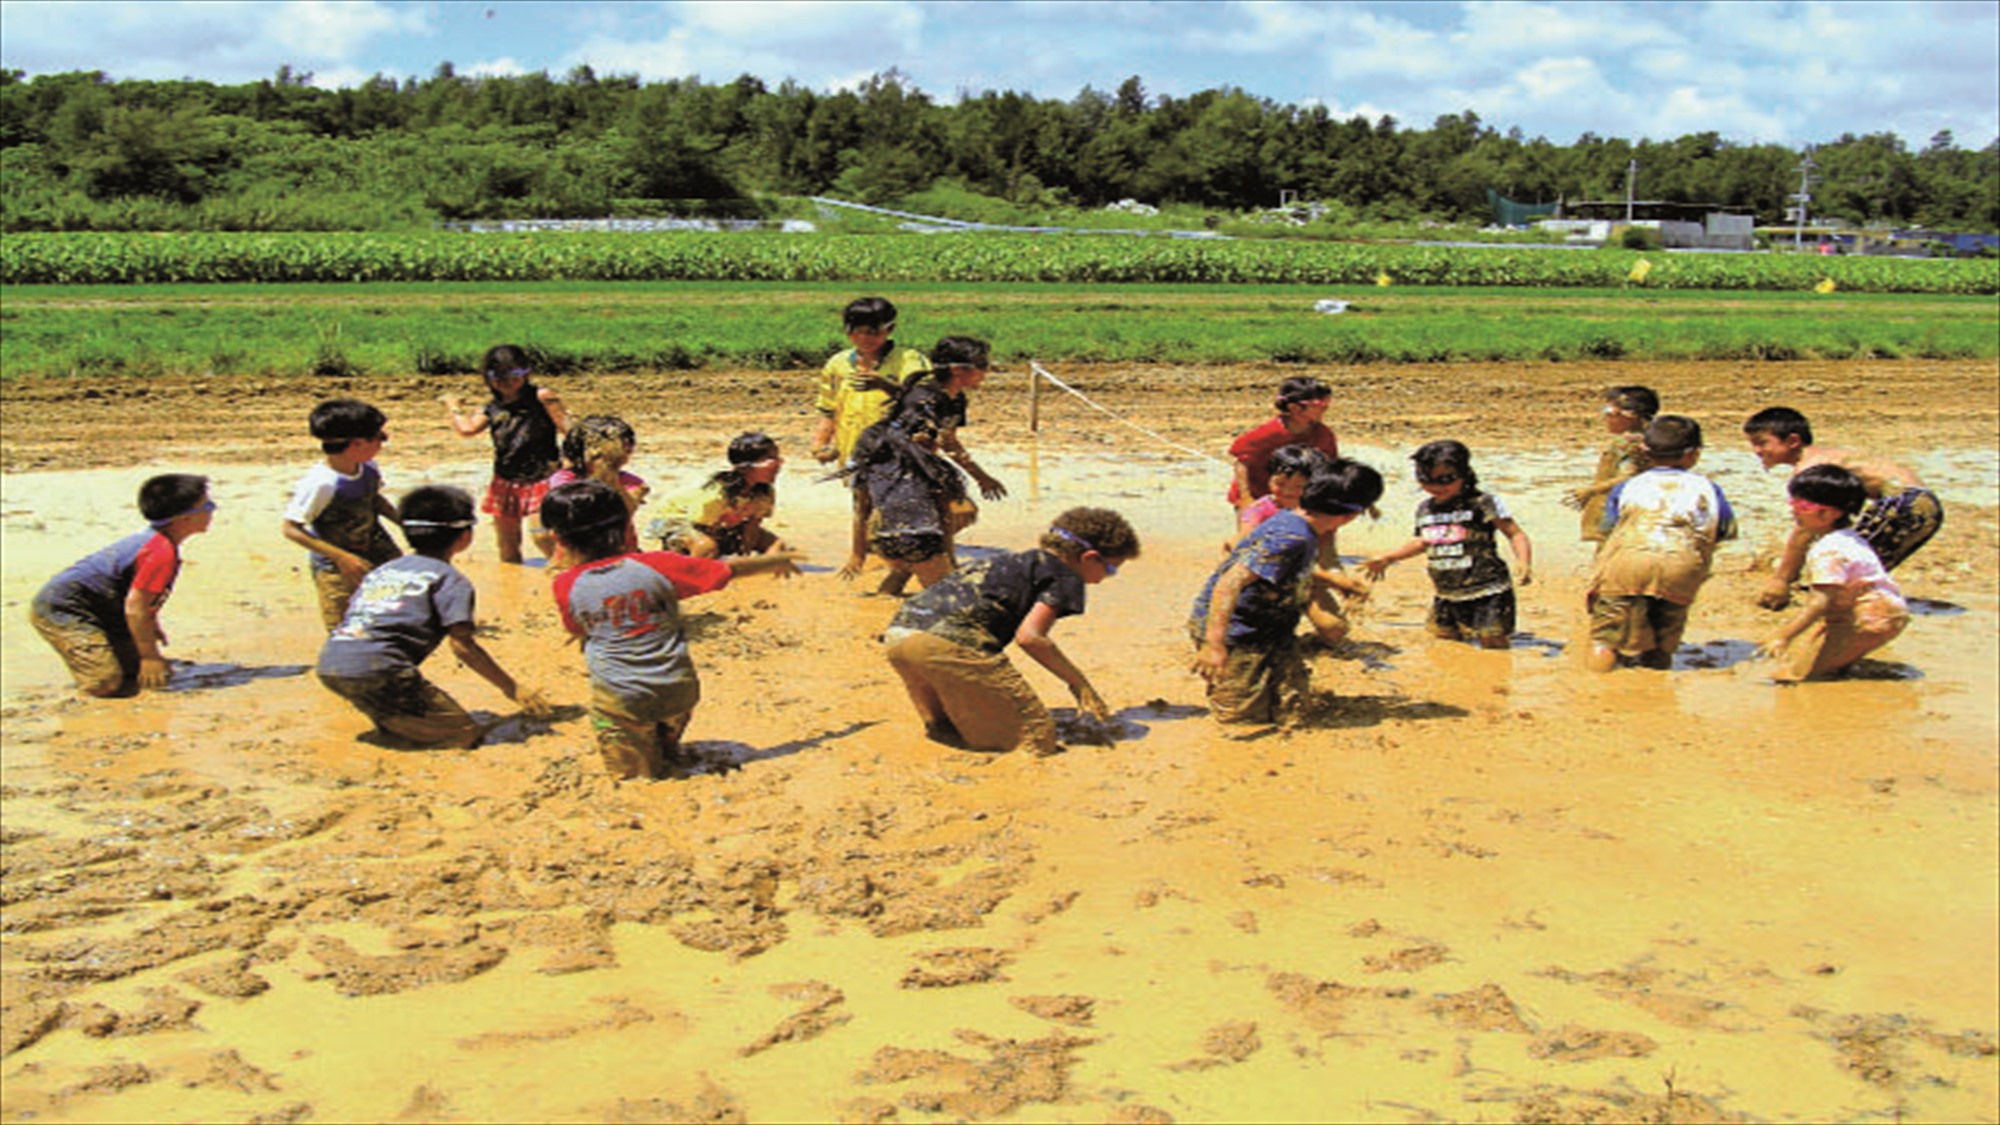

{"left": 674, "top": 0, "right": 923, "bottom": 49}
{"left": 265, "top": 0, "right": 431, "bottom": 60}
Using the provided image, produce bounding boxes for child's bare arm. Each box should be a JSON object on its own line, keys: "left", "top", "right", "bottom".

{"left": 538, "top": 387, "right": 569, "bottom": 434}
{"left": 726, "top": 551, "right": 806, "bottom": 580}
{"left": 1230, "top": 460, "right": 1256, "bottom": 510}
{"left": 374, "top": 493, "right": 401, "bottom": 525}
{"left": 283, "top": 519, "right": 373, "bottom": 584}
{"left": 439, "top": 396, "right": 490, "bottom": 437}
{"left": 446, "top": 623, "right": 520, "bottom": 701}
{"left": 1015, "top": 603, "right": 1109, "bottom": 720}
{"left": 1757, "top": 587, "right": 1831, "bottom": 659}
{"left": 1191, "top": 563, "right": 1256, "bottom": 681}
{"left": 1758, "top": 526, "right": 1814, "bottom": 609}
{"left": 123, "top": 586, "right": 172, "bottom": 689}
{"left": 1362, "top": 537, "right": 1426, "bottom": 579}
{"left": 1496, "top": 517, "right": 1534, "bottom": 586}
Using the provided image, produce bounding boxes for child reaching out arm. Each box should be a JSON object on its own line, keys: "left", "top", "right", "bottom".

{"left": 1363, "top": 441, "right": 1532, "bottom": 651}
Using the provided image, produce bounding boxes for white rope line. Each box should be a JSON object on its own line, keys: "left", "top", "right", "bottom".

{"left": 1028, "top": 361, "right": 1231, "bottom": 468}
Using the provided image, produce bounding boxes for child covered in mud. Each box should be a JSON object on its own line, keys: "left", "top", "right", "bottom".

{"left": 1192, "top": 460, "right": 1384, "bottom": 730}
{"left": 440, "top": 344, "right": 568, "bottom": 564}
{"left": 532, "top": 415, "right": 648, "bottom": 558}
{"left": 844, "top": 337, "right": 1007, "bottom": 591}
{"left": 1742, "top": 406, "right": 1943, "bottom": 610}
{"left": 812, "top": 297, "right": 933, "bottom": 583}
{"left": 542, "top": 480, "right": 801, "bottom": 780}
{"left": 1562, "top": 385, "right": 1657, "bottom": 549}
{"left": 316, "top": 486, "right": 540, "bottom": 748}
{"left": 1363, "top": 441, "right": 1534, "bottom": 650}
{"left": 884, "top": 507, "right": 1139, "bottom": 756}
{"left": 31, "top": 473, "right": 216, "bottom": 696}
{"left": 1755, "top": 465, "right": 1911, "bottom": 681}
{"left": 1585, "top": 416, "right": 1737, "bottom": 672}
{"left": 1234, "top": 446, "right": 1373, "bottom": 646}
{"left": 283, "top": 398, "right": 403, "bottom": 631}
{"left": 645, "top": 432, "right": 793, "bottom": 570}
{"left": 1226, "top": 376, "right": 1340, "bottom": 516}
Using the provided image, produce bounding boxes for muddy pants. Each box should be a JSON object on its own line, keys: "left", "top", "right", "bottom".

{"left": 1774, "top": 592, "right": 1910, "bottom": 682}
{"left": 30, "top": 607, "right": 138, "bottom": 697}
{"left": 1855, "top": 487, "right": 1944, "bottom": 572}
{"left": 1199, "top": 634, "right": 1309, "bottom": 727}
{"left": 885, "top": 631, "right": 1056, "bottom": 755}
{"left": 1588, "top": 593, "right": 1692, "bottom": 667}
{"left": 318, "top": 668, "right": 480, "bottom": 748}
{"left": 590, "top": 680, "right": 696, "bottom": 780}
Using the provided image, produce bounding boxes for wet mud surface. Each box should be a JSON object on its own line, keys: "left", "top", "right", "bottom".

{"left": 2, "top": 361, "right": 1996, "bottom": 1122}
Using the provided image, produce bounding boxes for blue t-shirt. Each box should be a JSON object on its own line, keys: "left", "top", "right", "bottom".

{"left": 317, "top": 555, "right": 476, "bottom": 678}
{"left": 33, "top": 530, "right": 181, "bottom": 635}
{"left": 1189, "top": 509, "right": 1319, "bottom": 649}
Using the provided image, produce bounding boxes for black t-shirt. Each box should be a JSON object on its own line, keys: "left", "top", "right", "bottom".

{"left": 484, "top": 386, "right": 560, "bottom": 482}
{"left": 890, "top": 548, "right": 1085, "bottom": 654}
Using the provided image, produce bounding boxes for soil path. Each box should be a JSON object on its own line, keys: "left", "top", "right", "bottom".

{"left": 2, "top": 361, "right": 1995, "bottom": 1124}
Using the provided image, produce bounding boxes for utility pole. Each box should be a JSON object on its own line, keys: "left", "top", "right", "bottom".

{"left": 1788, "top": 149, "right": 1817, "bottom": 250}
{"left": 1624, "top": 159, "right": 1637, "bottom": 223}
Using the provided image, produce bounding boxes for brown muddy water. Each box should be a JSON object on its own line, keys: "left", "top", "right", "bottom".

{"left": 2, "top": 438, "right": 1995, "bottom": 1124}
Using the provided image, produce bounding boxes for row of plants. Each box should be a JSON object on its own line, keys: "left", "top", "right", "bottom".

{"left": 5, "top": 282, "right": 1992, "bottom": 379}
{"left": 5, "top": 232, "right": 1995, "bottom": 292}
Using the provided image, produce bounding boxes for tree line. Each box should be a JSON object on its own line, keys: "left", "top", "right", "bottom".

{"left": 2, "top": 66, "right": 1994, "bottom": 234}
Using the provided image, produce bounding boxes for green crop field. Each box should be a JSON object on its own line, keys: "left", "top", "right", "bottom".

{"left": 2, "top": 280, "right": 1994, "bottom": 380}
{"left": 4, "top": 232, "right": 1996, "bottom": 292}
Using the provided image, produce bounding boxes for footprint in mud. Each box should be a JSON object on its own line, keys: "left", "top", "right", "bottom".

{"left": 1509, "top": 632, "right": 1567, "bottom": 658}
{"left": 1905, "top": 598, "right": 1965, "bottom": 617}
{"left": 1674, "top": 638, "right": 1760, "bottom": 672}
{"left": 159, "top": 662, "right": 310, "bottom": 692}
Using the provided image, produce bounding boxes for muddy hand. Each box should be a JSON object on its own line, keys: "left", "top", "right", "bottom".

{"left": 138, "top": 656, "right": 172, "bottom": 691}
{"left": 515, "top": 687, "right": 555, "bottom": 719}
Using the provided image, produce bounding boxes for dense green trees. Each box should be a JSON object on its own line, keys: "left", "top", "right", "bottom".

{"left": 1, "top": 66, "right": 1993, "bottom": 234}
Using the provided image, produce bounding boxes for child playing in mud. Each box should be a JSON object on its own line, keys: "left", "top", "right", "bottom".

{"left": 844, "top": 337, "right": 1008, "bottom": 592}
{"left": 1742, "top": 406, "right": 1943, "bottom": 610}
{"left": 1585, "top": 416, "right": 1737, "bottom": 672}
{"left": 532, "top": 415, "right": 648, "bottom": 558}
{"left": 644, "top": 432, "right": 793, "bottom": 570}
{"left": 440, "top": 344, "right": 568, "bottom": 564}
{"left": 31, "top": 473, "right": 215, "bottom": 696}
{"left": 1755, "top": 465, "right": 1911, "bottom": 681}
{"left": 283, "top": 398, "right": 403, "bottom": 631}
{"left": 1192, "top": 460, "right": 1384, "bottom": 730}
{"left": 1226, "top": 376, "right": 1341, "bottom": 516}
{"left": 1562, "top": 385, "right": 1657, "bottom": 549}
{"left": 1234, "top": 446, "right": 1372, "bottom": 646}
{"left": 884, "top": 507, "right": 1139, "bottom": 756}
{"left": 812, "top": 297, "right": 932, "bottom": 583}
{"left": 316, "top": 486, "right": 541, "bottom": 748}
{"left": 1363, "top": 441, "right": 1534, "bottom": 650}
{"left": 542, "top": 480, "right": 802, "bottom": 780}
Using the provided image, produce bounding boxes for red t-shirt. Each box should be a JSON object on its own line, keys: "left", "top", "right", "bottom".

{"left": 1227, "top": 418, "right": 1340, "bottom": 504}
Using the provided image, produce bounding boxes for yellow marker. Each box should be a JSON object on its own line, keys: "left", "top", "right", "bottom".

{"left": 1628, "top": 258, "right": 1653, "bottom": 284}
{"left": 1815, "top": 277, "right": 1837, "bottom": 293}
{"left": 1375, "top": 272, "right": 1392, "bottom": 287}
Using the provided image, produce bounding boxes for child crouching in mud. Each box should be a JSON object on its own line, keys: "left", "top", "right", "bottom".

{"left": 542, "top": 480, "right": 801, "bottom": 780}
{"left": 1192, "top": 460, "right": 1384, "bottom": 731}
{"left": 883, "top": 507, "right": 1139, "bottom": 757}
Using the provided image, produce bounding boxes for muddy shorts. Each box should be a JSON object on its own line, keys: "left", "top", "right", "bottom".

{"left": 588, "top": 680, "right": 698, "bottom": 780}
{"left": 483, "top": 476, "right": 551, "bottom": 521}
{"left": 1589, "top": 593, "right": 1690, "bottom": 661}
{"left": 885, "top": 631, "right": 1055, "bottom": 755}
{"left": 1773, "top": 591, "right": 1910, "bottom": 683}
{"left": 868, "top": 514, "right": 947, "bottom": 564}
{"left": 30, "top": 608, "right": 138, "bottom": 696}
{"left": 1428, "top": 588, "right": 1516, "bottom": 644}
{"left": 312, "top": 568, "right": 363, "bottom": 632}
{"left": 1195, "top": 633, "right": 1308, "bottom": 727}
{"left": 650, "top": 519, "right": 770, "bottom": 558}
{"left": 1855, "top": 487, "right": 1943, "bottom": 572}
{"left": 318, "top": 668, "right": 479, "bottom": 748}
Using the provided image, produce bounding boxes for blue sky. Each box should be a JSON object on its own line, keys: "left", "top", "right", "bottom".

{"left": 3, "top": 1, "right": 1995, "bottom": 149}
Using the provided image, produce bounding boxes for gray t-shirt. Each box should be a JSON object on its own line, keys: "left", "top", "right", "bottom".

{"left": 317, "top": 555, "right": 475, "bottom": 678}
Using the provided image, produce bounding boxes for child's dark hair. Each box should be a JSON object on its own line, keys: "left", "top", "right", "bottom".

{"left": 924, "top": 335, "right": 991, "bottom": 383}
{"left": 561, "top": 415, "right": 636, "bottom": 470}
{"left": 1040, "top": 507, "right": 1141, "bottom": 562}
{"left": 481, "top": 344, "right": 532, "bottom": 396}
{"left": 1644, "top": 415, "right": 1704, "bottom": 458}
{"left": 309, "top": 398, "right": 387, "bottom": 454}
{"left": 1302, "top": 459, "right": 1384, "bottom": 516}
{"left": 1605, "top": 385, "right": 1659, "bottom": 420}
{"left": 398, "top": 485, "right": 477, "bottom": 554}
{"left": 1743, "top": 406, "right": 1812, "bottom": 445}
{"left": 540, "top": 480, "right": 631, "bottom": 561}
{"left": 1276, "top": 376, "right": 1332, "bottom": 412}
{"left": 1411, "top": 440, "right": 1478, "bottom": 492}
{"left": 1266, "top": 444, "right": 1330, "bottom": 480}
{"left": 706, "top": 431, "right": 780, "bottom": 499}
{"left": 138, "top": 473, "right": 210, "bottom": 523}
{"left": 843, "top": 296, "right": 898, "bottom": 331}
{"left": 1789, "top": 464, "right": 1866, "bottom": 525}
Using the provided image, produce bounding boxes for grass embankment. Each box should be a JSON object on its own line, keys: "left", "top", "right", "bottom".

{"left": 1, "top": 282, "right": 1994, "bottom": 380}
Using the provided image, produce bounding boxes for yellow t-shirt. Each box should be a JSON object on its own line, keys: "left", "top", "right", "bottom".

{"left": 816, "top": 344, "right": 930, "bottom": 460}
